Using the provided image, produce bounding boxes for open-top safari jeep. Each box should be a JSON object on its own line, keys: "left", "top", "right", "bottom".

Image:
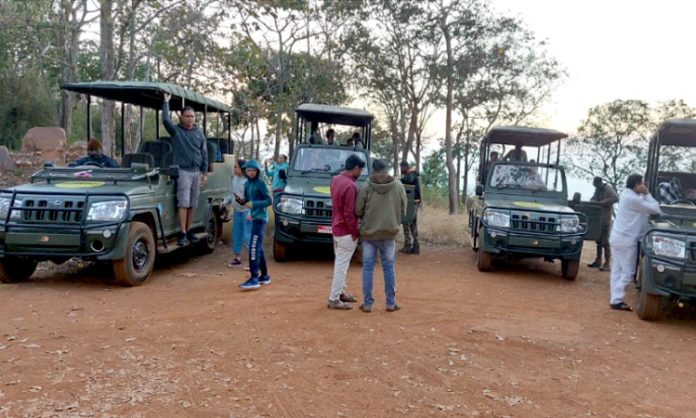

{"left": 469, "top": 126, "right": 589, "bottom": 280}
{"left": 634, "top": 119, "right": 696, "bottom": 320}
{"left": 0, "top": 81, "right": 234, "bottom": 286}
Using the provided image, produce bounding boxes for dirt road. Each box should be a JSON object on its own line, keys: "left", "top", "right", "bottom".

{"left": 1, "top": 244, "right": 695, "bottom": 417}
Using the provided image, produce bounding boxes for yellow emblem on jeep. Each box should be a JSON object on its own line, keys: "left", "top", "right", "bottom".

{"left": 313, "top": 186, "right": 331, "bottom": 194}
{"left": 55, "top": 181, "right": 106, "bottom": 189}
{"left": 513, "top": 201, "right": 544, "bottom": 209}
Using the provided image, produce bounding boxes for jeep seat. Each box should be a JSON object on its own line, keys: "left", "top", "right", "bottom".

{"left": 139, "top": 140, "right": 173, "bottom": 168}
{"left": 122, "top": 153, "right": 155, "bottom": 169}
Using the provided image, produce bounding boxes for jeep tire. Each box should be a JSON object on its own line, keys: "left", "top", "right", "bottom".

{"left": 561, "top": 259, "right": 579, "bottom": 281}
{"left": 200, "top": 212, "right": 220, "bottom": 254}
{"left": 273, "top": 239, "right": 288, "bottom": 262}
{"left": 113, "top": 221, "right": 156, "bottom": 286}
{"left": 0, "top": 257, "right": 38, "bottom": 283}
{"left": 477, "top": 248, "right": 493, "bottom": 272}
{"left": 635, "top": 262, "right": 661, "bottom": 321}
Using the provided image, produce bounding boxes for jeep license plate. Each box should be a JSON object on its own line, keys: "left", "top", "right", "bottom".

{"left": 317, "top": 225, "right": 332, "bottom": 234}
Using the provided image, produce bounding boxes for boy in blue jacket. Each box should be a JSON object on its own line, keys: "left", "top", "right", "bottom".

{"left": 239, "top": 159, "right": 273, "bottom": 290}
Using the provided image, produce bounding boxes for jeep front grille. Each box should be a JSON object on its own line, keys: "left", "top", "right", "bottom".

{"left": 16, "top": 198, "right": 85, "bottom": 224}
{"left": 510, "top": 212, "right": 557, "bottom": 233}
{"left": 304, "top": 199, "right": 331, "bottom": 219}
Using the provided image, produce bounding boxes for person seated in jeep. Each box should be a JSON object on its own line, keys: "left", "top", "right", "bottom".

{"left": 503, "top": 144, "right": 528, "bottom": 162}
{"left": 658, "top": 177, "right": 683, "bottom": 204}
{"left": 69, "top": 138, "right": 120, "bottom": 168}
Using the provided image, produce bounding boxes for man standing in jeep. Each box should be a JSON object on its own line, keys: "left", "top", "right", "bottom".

{"left": 163, "top": 93, "right": 208, "bottom": 247}
{"left": 588, "top": 176, "right": 618, "bottom": 271}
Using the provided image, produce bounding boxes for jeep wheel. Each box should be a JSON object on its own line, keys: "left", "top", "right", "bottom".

{"left": 113, "top": 221, "right": 155, "bottom": 286}
{"left": 635, "top": 262, "right": 661, "bottom": 321}
{"left": 476, "top": 249, "right": 493, "bottom": 272}
{"left": 200, "top": 212, "right": 219, "bottom": 254}
{"left": 561, "top": 259, "right": 579, "bottom": 281}
{"left": 273, "top": 239, "right": 289, "bottom": 262}
{"left": 0, "top": 257, "right": 38, "bottom": 283}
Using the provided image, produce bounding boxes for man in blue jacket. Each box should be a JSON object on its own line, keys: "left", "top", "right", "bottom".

{"left": 240, "top": 159, "right": 273, "bottom": 290}
{"left": 162, "top": 93, "right": 208, "bottom": 247}
{"left": 264, "top": 155, "right": 288, "bottom": 200}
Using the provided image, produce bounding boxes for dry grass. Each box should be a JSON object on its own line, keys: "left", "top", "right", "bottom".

{"left": 415, "top": 203, "right": 471, "bottom": 247}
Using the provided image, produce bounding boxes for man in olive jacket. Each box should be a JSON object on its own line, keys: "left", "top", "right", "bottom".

{"left": 356, "top": 159, "right": 407, "bottom": 313}
{"left": 589, "top": 176, "right": 619, "bottom": 271}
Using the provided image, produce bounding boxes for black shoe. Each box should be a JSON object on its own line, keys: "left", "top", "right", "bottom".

{"left": 587, "top": 260, "right": 601, "bottom": 268}
{"left": 399, "top": 246, "right": 412, "bottom": 253}
{"left": 610, "top": 302, "right": 632, "bottom": 311}
{"left": 177, "top": 233, "right": 190, "bottom": 247}
{"left": 186, "top": 231, "right": 201, "bottom": 245}
{"left": 410, "top": 245, "right": 420, "bottom": 255}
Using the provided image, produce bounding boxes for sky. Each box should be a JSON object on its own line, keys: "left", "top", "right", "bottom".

{"left": 491, "top": 0, "right": 696, "bottom": 133}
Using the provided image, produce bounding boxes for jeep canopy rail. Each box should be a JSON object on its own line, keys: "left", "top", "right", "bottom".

{"left": 61, "top": 81, "right": 232, "bottom": 158}
{"left": 62, "top": 81, "right": 232, "bottom": 113}
{"left": 294, "top": 103, "right": 375, "bottom": 150}
{"left": 29, "top": 166, "right": 159, "bottom": 184}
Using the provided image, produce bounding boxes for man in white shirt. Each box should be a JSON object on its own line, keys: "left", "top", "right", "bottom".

{"left": 609, "top": 173, "right": 662, "bottom": 311}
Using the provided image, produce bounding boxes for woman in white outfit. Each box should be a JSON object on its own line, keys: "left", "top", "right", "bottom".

{"left": 609, "top": 174, "right": 662, "bottom": 311}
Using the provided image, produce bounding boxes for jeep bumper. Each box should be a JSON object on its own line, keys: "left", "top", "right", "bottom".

{"left": 640, "top": 255, "right": 696, "bottom": 299}
{"left": 274, "top": 214, "right": 333, "bottom": 245}
{"left": 481, "top": 227, "right": 583, "bottom": 260}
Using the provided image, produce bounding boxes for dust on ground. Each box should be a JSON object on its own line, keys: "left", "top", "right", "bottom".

{"left": 1, "top": 243, "right": 696, "bottom": 417}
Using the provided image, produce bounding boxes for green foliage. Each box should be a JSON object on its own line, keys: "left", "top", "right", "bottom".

{"left": 421, "top": 148, "right": 448, "bottom": 195}
{"left": 0, "top": 71, "right": 58, "bottom": 149}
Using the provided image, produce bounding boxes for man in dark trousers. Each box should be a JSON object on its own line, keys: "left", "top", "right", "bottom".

{"left": 327, "top": 154, "right": 365, "bottom": 310}
{"left": 588, "top": 176, "right": 619, "bottom": 271}
{"left": 162, "top": 93, "right": 208, "bottom": 247}
{"left": 399, "top": 161, "right": 421, "bottom": 254}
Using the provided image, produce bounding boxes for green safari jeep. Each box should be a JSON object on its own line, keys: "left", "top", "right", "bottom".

{"left": 272, "top": 104, "right": 374, "bottom": 261}
{"left": 0, "top": 81, "right": 234, "bottom": 286}
{"left": 469, "top": 126, "right": 588, "bottom": 280}
{"left": 634, "top": 119, "right": 696, "bottom": 320}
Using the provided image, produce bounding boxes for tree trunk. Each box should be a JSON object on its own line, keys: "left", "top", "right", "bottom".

{"left": 441, "top": 18, "right": 458, "bottom": 214}
{"left": 100, "top": 0, "right": 115, "bottom": 155}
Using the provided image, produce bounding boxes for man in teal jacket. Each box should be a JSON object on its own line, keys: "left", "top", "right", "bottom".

{"left": 264, "top": 155, "right": 289, "bottom": 200}
{"left": 239, "top": 159, "right": 273, "bottom": 290}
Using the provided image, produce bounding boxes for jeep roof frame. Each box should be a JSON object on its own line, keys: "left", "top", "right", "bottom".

{"left": 479, "top": 126, "right": 568, "bottom": 184}
{"left": 62, "top": 81, "right": 232, "bottom": 158}
{"left": 294, "top": 103, "right": 375, "bottom": 150}
{"left": 645, "top": 118, "right": 696, "bottom": 194}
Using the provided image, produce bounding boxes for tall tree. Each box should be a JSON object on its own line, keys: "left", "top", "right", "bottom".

{"left": 567, "top": 99, "right": 652, "bottom": 191}
{"left": 99, "top": 0, "right": 115, "bottom": 154}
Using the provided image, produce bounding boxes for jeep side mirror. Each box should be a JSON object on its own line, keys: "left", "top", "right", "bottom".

{"left": 475, "top": 184, "right": 484, "bottom": 196}
{"left": 168, "top": 165, "right": 180, "bottom": 180}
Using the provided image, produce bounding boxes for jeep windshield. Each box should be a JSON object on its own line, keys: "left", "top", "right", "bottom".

{"left": 292, "top": 147, "right": 369, "bottom": 175}
{"left": 489, "top": 163, "right": 565, "bottom": 193}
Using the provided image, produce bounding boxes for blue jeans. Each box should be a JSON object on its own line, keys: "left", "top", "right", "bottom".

{"left": 362, "top": 239, "right": 396, "bottom": 307}
{"left": 249, "top": 219, "right": 268, "bottom": 279}
{"left": 231, "top": 209, "right": 251, "bottom": 256}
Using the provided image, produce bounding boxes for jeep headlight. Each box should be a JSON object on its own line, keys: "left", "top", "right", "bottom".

{"left": 277, "top": 196, "right": 303, "bottom": 215}
{"left": 0, "top": 196, "right": 10, "bottom": 220}
{"left": 559, "top": 215, "right": 580, "bottom": 233}
{"left": 650, "top": 234, "right": 686, "bottom": 259}
{"left": 87, "top": 199, "right": 128, "bottom": 222}
{"left": 483, "top": 209, "right": 510, "bottom": 228}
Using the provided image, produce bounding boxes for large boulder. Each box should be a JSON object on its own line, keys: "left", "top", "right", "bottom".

{"left": 0, "top": 146, "right": 15, "bottom": 172}
{"left": 22, "top": 127, "right": 67, "bottom": 165}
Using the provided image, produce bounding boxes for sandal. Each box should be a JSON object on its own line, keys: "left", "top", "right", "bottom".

{"left": 610, "top": 302, "right": 632, "bottom": 311}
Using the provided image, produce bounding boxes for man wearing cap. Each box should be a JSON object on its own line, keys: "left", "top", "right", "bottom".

{"left": 162, "top": 92, "right": 208, "bottom": 247}
{"left": 588, "top": 176, "right": 619, "bottom": 271}
{"left": 69, "top": 138, "right": 119, "bottom": 168}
